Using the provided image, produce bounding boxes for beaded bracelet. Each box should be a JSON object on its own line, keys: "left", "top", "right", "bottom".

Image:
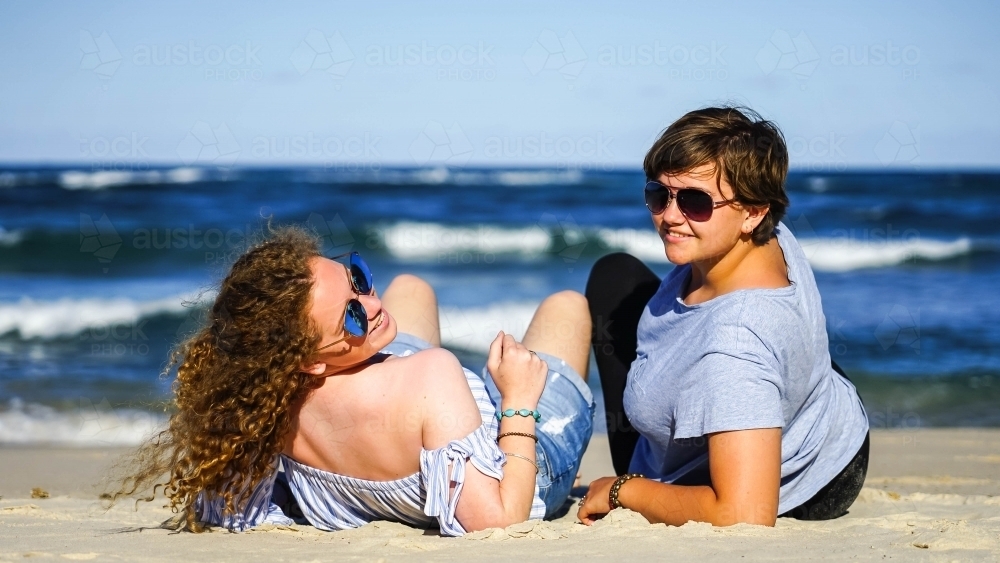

{"left": 497, "top": 431, "right": 539, "bottom": 443}
{"left": 609, "top": 473, "right": 644, "bottom": 509}
{"left": 496, "top": 408, "right": 541, "bottom": 422}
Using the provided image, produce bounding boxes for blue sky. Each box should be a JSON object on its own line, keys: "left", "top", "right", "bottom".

{"left": 1, "top": 0, "right": 997, "bottom": 169}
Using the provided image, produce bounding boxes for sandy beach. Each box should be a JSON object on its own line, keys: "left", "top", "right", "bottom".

{"left": 1, "top": 429, "right": 998, "bottom": 562}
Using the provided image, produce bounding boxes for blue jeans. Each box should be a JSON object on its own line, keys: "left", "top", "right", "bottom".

{"left": 382, "top": 333, "right": 596, "bottom": 518}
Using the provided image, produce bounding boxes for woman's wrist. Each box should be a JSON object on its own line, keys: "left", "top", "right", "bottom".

{"left": 499, "top": 396, "right": 540, "bottom": 410}
{"left": 609, "top": 473, "right": 644, "bottom": 509}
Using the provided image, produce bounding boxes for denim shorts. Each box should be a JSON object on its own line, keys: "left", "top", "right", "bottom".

{"left": 381, "top": 332, "right": 596, "bottom": 518}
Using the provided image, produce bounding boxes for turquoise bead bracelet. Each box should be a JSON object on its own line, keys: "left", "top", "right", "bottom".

{"left": 496, "top": 408, "right": 541, "bottom": 422}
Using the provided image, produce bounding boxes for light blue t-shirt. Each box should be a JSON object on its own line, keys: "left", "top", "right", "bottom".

{"left": 624, "top": 222, "right": 869, "bottom": 514}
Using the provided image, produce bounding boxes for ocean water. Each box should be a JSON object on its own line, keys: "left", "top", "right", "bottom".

{"left": 1, "top": 166, "right": 999, "bottom": 445}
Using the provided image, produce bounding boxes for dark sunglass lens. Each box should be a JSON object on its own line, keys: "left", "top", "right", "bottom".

{"left": 349, "top": 252, "right": 373, "bottom": 295}
{"left": 644, "top": 183, "right": 670, "bottom": 213}
{"left": 344, "top": 300, "right": 368, "bottom": 337}
{"left": 677, "top": 189, "right": 714, "bottom": 222}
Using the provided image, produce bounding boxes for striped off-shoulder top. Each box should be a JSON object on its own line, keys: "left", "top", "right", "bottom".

{"left": 196, "top": 362, "right": 546, "bottom": 536}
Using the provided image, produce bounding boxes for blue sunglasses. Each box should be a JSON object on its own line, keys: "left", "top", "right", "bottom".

{"left": 316, "top": 251, "right": 374, "bottom": 351}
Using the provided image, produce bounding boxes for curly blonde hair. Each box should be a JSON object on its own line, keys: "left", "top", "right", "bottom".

{"left": 109, "top": 226, "right": 323, "bottom": 531}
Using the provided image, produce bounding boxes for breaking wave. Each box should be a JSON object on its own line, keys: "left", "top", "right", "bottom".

{"left": 0, "top": 293, "right": 205, "bottom": 340}
{"left": 57, "top": 167, "right": 205, "bottom": 190}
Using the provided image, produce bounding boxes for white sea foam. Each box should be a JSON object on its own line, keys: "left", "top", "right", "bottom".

{"left": 302, "top": 167, "right": 586, "bottom": 187}
{"left": 439, "top": 301, "right": 539, "bottom": 353}
{"left": 380, "top": 222, "right": 551, "bottom": 260}
{"left": 58, "top": 167, "right": 204, "bottom": 190}
{"left": 595, "top": 228, "right": 976, "bottom": 271}
{"left": 799, "top": 237, "right": 973, "bottom": 272}
{"left": 0, "top": 225, "right": 23, "bottom": 247}
{"left": 0, "top": 293, "right": 203, "bottom": 340}
{"left": 597, "top": 227, "right": 668, "bottom": 262}
{"left": 0, "top": 399, "right": 165, "bottom": 446}
{"left": 448, "top": 169, "right": 585, "bottom": 186}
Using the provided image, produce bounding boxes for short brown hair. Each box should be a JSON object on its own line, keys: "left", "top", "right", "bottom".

{"left": 643, "top": 106, "right": 789, "bottom": 245}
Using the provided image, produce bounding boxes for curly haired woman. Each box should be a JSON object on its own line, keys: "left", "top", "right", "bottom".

{"left": 113, "top": 227, "right": 595, "bottom": 535}
{"left": 579, "top": 107, "right": 869, "bottom": 526}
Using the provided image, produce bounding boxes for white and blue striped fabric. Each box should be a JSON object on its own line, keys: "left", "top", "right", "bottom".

{"left": 196, "top": 364, "right": 546, "bottom": 536}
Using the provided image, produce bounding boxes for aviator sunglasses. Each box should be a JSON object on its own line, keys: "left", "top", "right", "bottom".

{"left": 315, "top": 251, "right": 375, "bottom": 351}
{"left": 644, "top": 180, "right": 737, "bottom": 222}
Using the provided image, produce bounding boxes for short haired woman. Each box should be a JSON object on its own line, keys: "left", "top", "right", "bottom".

{"left": 579, "top": 107, "right": 869, "bottom": 526}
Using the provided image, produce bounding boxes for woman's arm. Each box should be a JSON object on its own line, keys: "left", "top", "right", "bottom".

{"left": 420, "top": 333, "right": 547, "bottom": 532}
{"left": 578, "top": 428, "right": 781, "bottom": 526}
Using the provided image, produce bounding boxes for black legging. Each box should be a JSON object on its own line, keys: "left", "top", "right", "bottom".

{"left": 585, "top": 252, "right": 869, "bottom": 520}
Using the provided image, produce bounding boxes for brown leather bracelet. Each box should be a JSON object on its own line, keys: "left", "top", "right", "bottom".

{"left": 497, "top": 431, "right": 539, "bottom": 443}
{"left": 609, "top": 473, "right": 644, "bottom": 509}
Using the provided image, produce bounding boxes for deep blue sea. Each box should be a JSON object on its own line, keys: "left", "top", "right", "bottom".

{"left": 1, "top": 166, "right": 999, "bottom": 445}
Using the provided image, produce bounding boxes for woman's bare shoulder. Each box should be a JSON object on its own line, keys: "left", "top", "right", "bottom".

{"left": 382, "top": 348, "right": 482, "bottom": 449}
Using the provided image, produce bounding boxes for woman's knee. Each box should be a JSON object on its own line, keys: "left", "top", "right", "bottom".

{"left": 385, "top": 274, "right": 437, "bottom": 302}
{"left": 540, "top": 290, "right": 589, "bottom": 318}
{"left": 532, "top": 290, "right": 592, "bottom": 359}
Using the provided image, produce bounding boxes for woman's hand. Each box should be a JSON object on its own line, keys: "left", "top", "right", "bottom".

{"left": 486, "top": 331, "right": 547, "bottom": 406}
{"left": 576, "top": 476, "right": 616, "bottom": 525}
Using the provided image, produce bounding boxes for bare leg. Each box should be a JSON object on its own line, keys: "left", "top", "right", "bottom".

{"left": 521, "top": 290, "right": 591, "bottom": 381}
{"left": 381, "top": 274, "right": 441, "bottom": 347}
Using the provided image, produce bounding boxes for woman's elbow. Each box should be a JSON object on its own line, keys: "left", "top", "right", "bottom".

{"left": 710, "top": 502, "right": 778, "bottom": 527}
{"left": 459, "top": 516, "right": 517, "bottom": 533}
{"left": 458, "top": 507, "right": 520, "bottom": 533}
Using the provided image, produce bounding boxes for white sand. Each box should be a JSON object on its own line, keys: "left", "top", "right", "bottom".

{"left": 1, "top": 430, "right": 998, "bottom": 561}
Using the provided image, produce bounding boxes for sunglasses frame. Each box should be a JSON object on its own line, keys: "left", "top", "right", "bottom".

{"left": 315, "top": 251, "right": 375, "bottom": 352}
{"left": 644, "top": 180, "right": 737, "bottom": 222}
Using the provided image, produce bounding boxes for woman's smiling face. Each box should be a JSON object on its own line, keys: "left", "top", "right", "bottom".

{"left": 305, "top": 256, "right": 397, "bottom": 372}
{"left": 650, "top": 163, "right": 748, "bottom": 266}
